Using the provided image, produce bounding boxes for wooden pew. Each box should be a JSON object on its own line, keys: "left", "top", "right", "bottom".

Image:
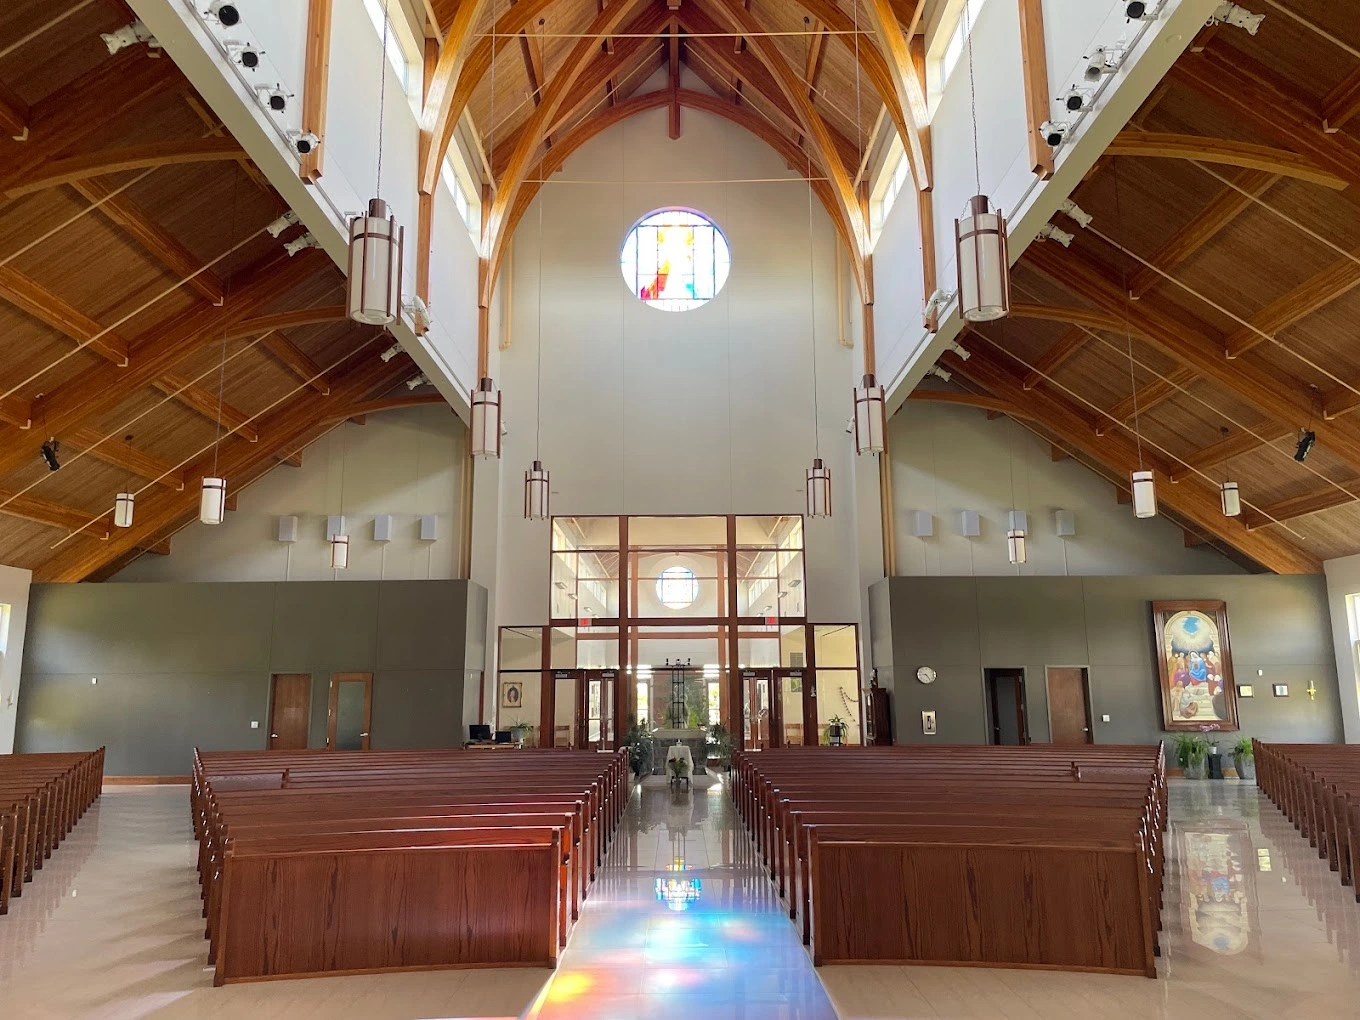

{"left": 1254, "top": 741, "right": 1360, "bottom": 900}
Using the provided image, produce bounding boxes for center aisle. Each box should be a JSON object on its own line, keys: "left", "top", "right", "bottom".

{"left": 523, "top": 778, "right": 838, "bottom": 1020}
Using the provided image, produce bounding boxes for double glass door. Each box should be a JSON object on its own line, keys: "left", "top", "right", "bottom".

{"left": 552, "top": 669, "right": 616, "bottom": 749}
{"left": 742, "top": 668, "right": 811, "bottom": 748}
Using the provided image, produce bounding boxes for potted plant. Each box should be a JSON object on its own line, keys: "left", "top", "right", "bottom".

{"left": 668, "top": 754, "right": 691, "bottom": 787}
{"left": 621, "top": 715, "right": 654, "bottom": 778}
{"left": 825, "top": 716, "right": 847, "bottom": 747}
{"left": 1233, "top": 737, "right": 1256, "bottom": 782}
{"left": 1173, "top": 734, "right": 1211, "bottom": 779}
{"left": 707, "top": 723, "right": 733, "bottom": 772}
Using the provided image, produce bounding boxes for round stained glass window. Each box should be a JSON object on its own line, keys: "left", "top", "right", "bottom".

{"left": 621, "top": 209, "right": 731, "bottom": 312}
{"left": 656, "top": 565, "right": 699, "bottom": 610}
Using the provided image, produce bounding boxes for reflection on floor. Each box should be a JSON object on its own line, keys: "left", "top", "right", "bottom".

{"left": 819, "top": 780, "right": 1360, "bottom": 1019}
{"left": 522, "top": 783, "right": 837, "bottom": 1020}
{"left": 2, "top": 778, "right": 1359, "bottom": 1019}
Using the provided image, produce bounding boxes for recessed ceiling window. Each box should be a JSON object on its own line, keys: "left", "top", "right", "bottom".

{"left": 621, "top": 209, "right": 731, "bottom": 312}
{"left": 656, "top": 565, "right": 699, "bottom": 610}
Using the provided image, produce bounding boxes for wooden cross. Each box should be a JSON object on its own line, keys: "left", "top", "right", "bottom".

{"left": 1307, "top": 681, "right": 1318, "bottom": 701}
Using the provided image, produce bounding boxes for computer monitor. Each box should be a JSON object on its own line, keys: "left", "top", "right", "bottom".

{"left": 494, "top": 730, "right": 512, "bottom": 744}
{"left": 469, "top": 724, "right": 492, "bottom": 742}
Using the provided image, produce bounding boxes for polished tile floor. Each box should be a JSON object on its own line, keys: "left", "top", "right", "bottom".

{"left": 1, "top": 779, "right": 1359, "bottom": 1018}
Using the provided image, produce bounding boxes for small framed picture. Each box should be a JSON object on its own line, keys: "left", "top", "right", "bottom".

{"left": 1272, "top": 684, "right": 1289, "bottom": 697}
{"left": 501, "top": 680, "right": 524, "bottom": 709}
{"left": 1237, "top": 684, "right": 1254, "bottom": 698}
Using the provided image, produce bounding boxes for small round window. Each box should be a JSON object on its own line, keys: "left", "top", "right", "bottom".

{"left": 620, "top": 209, "right": 731, "bottom": 312}
{"left": 656, "top": 565, "right": 699, "bottom": 610}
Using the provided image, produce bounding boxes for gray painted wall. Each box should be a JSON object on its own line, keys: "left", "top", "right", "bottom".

{"left": 16, "top": 580, "right": 488, "bottom": 775}
{"left": 871, "top": 575, "right": 1341, "bottom": 749}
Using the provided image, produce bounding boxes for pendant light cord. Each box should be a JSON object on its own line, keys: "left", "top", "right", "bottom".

{"left": 211, "top": 173, "right": 239, "bottom": 480}
{"left": 808, "top": 154, "right": 820, "bottom": 458}
{"left": 1112, "top": 159, "right": 1144, "bottom": 470}
{"left": 964, "top": 0, "right": 981, "bottom": 198}
{"left": 535, "top": 196, "right": 543, "bottom": 460}
{"left": 375, "top": 0, "right": 391, "bottom": 200}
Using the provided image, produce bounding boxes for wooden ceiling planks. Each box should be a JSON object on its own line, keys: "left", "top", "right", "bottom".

{"left": 0, "top": 4, "right": 416, "bottom": 582}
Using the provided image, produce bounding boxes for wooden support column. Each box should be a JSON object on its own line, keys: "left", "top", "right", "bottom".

{"left": 300, "top": 0, "right": 333, "bottom": 182}
{"left": 416, "top": 39, "right": 439, "bottom": 324}
{"left": 1017, "top": 0, "right": 1053, "bottom": 180}
{"left": 617, "top": 516, "right": 631, "bottom": 741}
{"left": 726, "top": 515, "right": 742, "bottom": 750}
{"left": 668, "top": 24, "right": 681, "bottom": 140}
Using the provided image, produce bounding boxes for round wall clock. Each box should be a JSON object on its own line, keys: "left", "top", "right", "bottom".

{"left": 916, "top": 666, "right": 937, "bottom": 685}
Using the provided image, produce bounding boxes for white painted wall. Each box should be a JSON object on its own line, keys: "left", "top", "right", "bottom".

{"left": 495, "top": 102, "right": 866, "bottom": 631}
{"left": 1323, "top": 553, "right": 1360, "bottom": 742}
{"left": 113, "top": 407, "right": 465, "bottom": 583}
{"left": 0, "top": 564, "right": 32, "bottom": 754}
{"left": 891, "top": 400, "right": 1242, "bottom": 576}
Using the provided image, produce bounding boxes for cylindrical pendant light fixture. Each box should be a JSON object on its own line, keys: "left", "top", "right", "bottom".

{"left": 199, "top": 476, "right": 226, "bottom": 525}
{"left": 470, "top": 376, "right": 502, "bottom": 459}
{"left": 806, "top": 458, "right": 831, "bottom": 518}
{"left": 525, "top": 460, "right": 550, "bottom": 520}
{"left": 853, "top": 374, "right": 886, "bottom": 455}
{"left": 1007, "top": 529, "right": 1027, "bottom": 564}
{"left": 956, "top": 195, "right": 1010, "bottom": 322}
{"left": 1220, "top": 481, "right": 1241, "bottom": 517}
{"left": 347, "top": 198, "right": 404, "bottom": 325}
{"left": 1131, "top": 470, "right": 1157, "bottom": 519}
{"left": 330, "top": 534, "right": 350, "bottom": 569}
{"left": 114, "top": 491, "right": 135, "bottom": 529}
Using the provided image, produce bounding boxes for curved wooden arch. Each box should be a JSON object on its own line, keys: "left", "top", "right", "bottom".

{"left": 907, "top": 389, "right": 1038, "bottom": 420}
{"left": 228, "top": 305, "right": 348, "bottom": 339}
{"left": 500, "top": 89, "right": 862, "bottom": 300}
{"left": 1009, "top": 302, "right": 1144, "bottom": 336}
{"left": 3, "top": 138, "right": 246, "bottom": 199}
{"left": 1106, "top": 132, "right": 1348, "bottom": 190}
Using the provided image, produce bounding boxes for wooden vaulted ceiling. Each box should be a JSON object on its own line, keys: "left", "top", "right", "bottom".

{"left": 929, "top": 1, "right": 1360, "bottom": 574}
{"left": 0, "top": 0, "right": 434, "bottom": 582}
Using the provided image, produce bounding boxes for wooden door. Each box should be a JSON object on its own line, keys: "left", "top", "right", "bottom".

{"left": 1047, "top": 667, "right": 1093, "bottom": 744}
{"left": 268, "top": 673, "right": 311, "bottom": 749}
{"left": 327, "top": 672, "right": 373, "bottom": 750}
{"left": 985, "top": 669, "right": 1028, "bottom": 745}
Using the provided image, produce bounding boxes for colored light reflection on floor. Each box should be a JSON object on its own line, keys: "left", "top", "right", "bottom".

{"left": 521, "top": 783, "right": 838, "bottom": 1020}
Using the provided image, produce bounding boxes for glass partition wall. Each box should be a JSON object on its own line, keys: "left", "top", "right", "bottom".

{"left": 496, "top": 515, "right": 860, "bottom": 752}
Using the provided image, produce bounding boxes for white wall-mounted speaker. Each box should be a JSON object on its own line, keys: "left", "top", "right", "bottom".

{"left": 1055, "top": 509, "right": 1077, "bottom": 536}
{"left": 907, "top": 510, "right": 934, "bottom": 537}
{"left": 1007, "top": 510, "right": 1028, "bottom": 534}
{"left": 419, "top": 514, "right": 438, "bottom": 541}
{"left": 326, "top": 514, "right": 346, "bottom": 540}
{"left": 959, "top": 510, "right": 981, "bottom": 537}
{"left": 373, "top": 514, "right": 393, "bottom": 542}
{"left": 277, "top": 515, "right": 298, "bottom": 543}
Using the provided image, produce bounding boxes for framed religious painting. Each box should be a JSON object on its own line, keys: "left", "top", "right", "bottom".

{"left": 1152, "top": 600, "right": 1239, "bottom": 732}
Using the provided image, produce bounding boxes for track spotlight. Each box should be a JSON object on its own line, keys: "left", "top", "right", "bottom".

{"left": 1294, "top": 429, "right": 1316, "bottom": 462}
{"left": 379, "top": 342, "right": 404, "bottom": 363}
{"left": 254, "top": 85, "right": 290, "bottom": 112}
{"left": 1060, "top": 86, "right": 1094, "bottom": 113}
{"left": 206, "top": 1, "right": 241, "bottom": 27}
{"left": 1038, "top": 223, "right": 1075, "bottom": 248}
{"left": 226, "top": 41, "right": 262, "bottom": 69}
{"left": 928, "top": 365, "right": 952, "bottom": 384}
{"left": 39, "top": 438, "right": 60, "bottom": 472}
{"left": 947, "top": 340, "right": 971, "bottom": 360}
{"left": 404, "top": 296, "right": 433, "bottom": 333}
{"left": 924, "top": 289, "right": 953, "bottom": 317}
{"left": 406, "top": 374, "right": 428, "bottom": 391}
{"left": 264, "top": 210, "right": 299, "bottom": 238}
{"left": 1125, "top": 1, "right": 1161, "bottom": 20}
{"left": 1059, "top": 199, "right": 1093, "bottom": 228}
{"left": 288, "top": 130, "right": 320, "bottom": 155}
{"left": 1209, "top": 2, "right": 1264, "bottom": 34}
{"left": 1083, "top": 47, "right": 1123, "bottom": 82}
{"left": 1040, "top": 120, "right": 1070, "bottom": 147}
{"left": 283, "top": 232, "right": 319, "bottom": 256}
{"left": 101, "top": 19, "right": 159, "bottom": 54}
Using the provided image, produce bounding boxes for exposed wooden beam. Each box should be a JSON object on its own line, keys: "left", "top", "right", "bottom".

{"left": 0, "top": 489, "right": 109, "bottom": 540}
{"left": 859, "top": 0, "right": 932, "bottom": 189}
{"left": 1025, "top": 241, "right": 1360, "bottom": 472}
{"left": 1106, "top": 367, "right": 1193, "bottom": 422}
{"left": 1322, "top": 66, "right": 1360, "bottom": 134}
{"left": 1184, "top": 529, "right": 1208, "bottom": 547}
{"left": 1168, "top": 424, "right": 1291, "bottom": 483}
{"left": 258, "top": 332, "right": 331, "bottom": 394}
{"left": 1224, "top": 248, "right": 1360, "bottom": 359}
{"left": 67, "top": 428, "right": 186, "bottom": 490}
{"left": 1016, "top": 0, "right": 1052, "bottom": 180}
{"left": 230, "top": 305, "right": 348, "bottom": 338}
{"left": 36, "top": 355, "right": 413, "bottom": 582}
{"left": 142, "top": 539, "right": 172, "bottom": 556}
{"left": 944, "top": 345, "right": 1320, "bottom": 574}
{"left": 1023, "top": 325, "right": 1088, "bottom": 389}
{"left": 71, "top": 178, "right": 227, "bottom": 306}
{"left": 300, "top": 0, "right": 334, "bottom": 182}
{"left": 521, "top": 18, "right": 548, "bottom": 111}
{"left": 324, "top": 392, "right": 448, "bottom": 422}
{"left": 3, "top": 138, "right": 248, "bottom": 200}
{"left": 0, "top": 251, "right": 324, "bottom": 480}
{"left": 1129, "top": 169, "right": 1279, "bottom": 300}
{"left": 1050, "top": 444, "right": 1069, "bottom": 461}
{"left": 1009, "top": 302, "right": 1134, "bottom": 335}
{"left": 905, "top": 389, "right": 1037, "bottom": 420}
{"left": 1104, "top": 132, "right": 1347, "bottom": 190}
{"left": 0, "top": 394, "right": 32, "bottom": 429}
{"left": 804, "top": 20, "right": 827, "bottom": 99}
{"left": 1245, "top": 482, "right": 1360, "bottom": 531}
{"left": 0, "top": 79, "right": 30, "bottom": 141}
{"left": 669, "top": 24, "right": 681, "bottom": 140}
{"left": 419, "top": 0, "right": 499, "bottom": 193}
{"left": 280, "top": 451, "right": 304, "bottom": 467}
{"left": 0, "top": 266, "right": 129, "bottom": 365}
{"left": 154, "top": 375, "right": 261, "bottom": 443}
